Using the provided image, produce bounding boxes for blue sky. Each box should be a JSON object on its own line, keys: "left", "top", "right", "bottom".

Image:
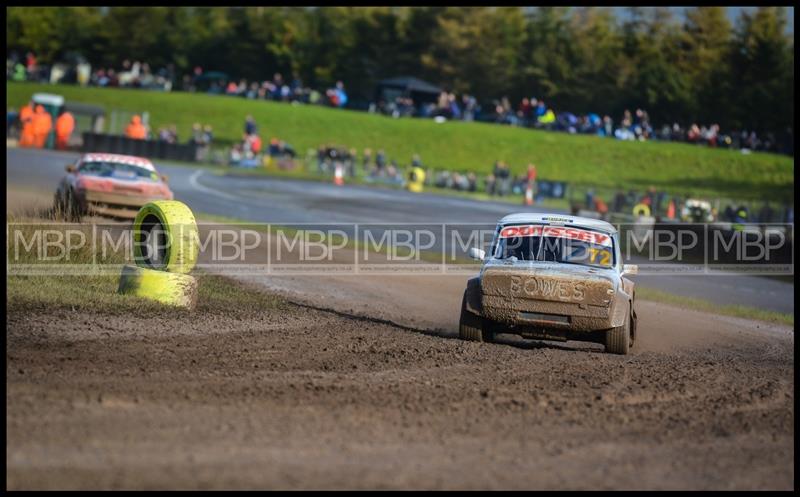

{"left": 614, "top": 7, "right": 794, "bottom": 33}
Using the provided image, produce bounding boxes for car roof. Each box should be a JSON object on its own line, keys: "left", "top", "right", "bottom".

{"left": 80, "top": 153, "right": 156, "bottom": 171}
{"left": 498, "top": 212, "right": 617, "bottom": 234}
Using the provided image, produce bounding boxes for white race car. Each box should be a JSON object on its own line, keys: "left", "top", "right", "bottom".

{"left": 460, "top": 213, "right": 638, "bottom": 354}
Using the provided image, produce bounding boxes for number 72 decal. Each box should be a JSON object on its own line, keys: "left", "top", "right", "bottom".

{"left": 587, "top": 247, "right": 611, "bottom": 266}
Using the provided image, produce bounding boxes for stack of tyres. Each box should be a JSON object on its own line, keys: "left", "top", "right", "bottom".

{"left": 118, "top": 201, "right": 200, "bottom": 309}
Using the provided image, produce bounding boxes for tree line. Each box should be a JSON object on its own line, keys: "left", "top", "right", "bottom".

{"left": 7, "top": 6, "right": 794, "bottom": 135}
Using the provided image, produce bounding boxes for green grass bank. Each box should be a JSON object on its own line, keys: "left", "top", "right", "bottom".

{"left": 7, "top": 82, "right": 794, "bottom": 203}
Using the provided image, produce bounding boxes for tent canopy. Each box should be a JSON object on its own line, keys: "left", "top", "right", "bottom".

{"left": 195, "top": 71, "right": 230, "bottom": 82}
{"left": 63, "top": 101, "right": 105, "bottom": 117}
{"left": 377, "top": 76, "right": 443, "bottom": 96}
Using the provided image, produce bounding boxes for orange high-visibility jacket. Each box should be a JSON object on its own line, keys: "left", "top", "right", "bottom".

{"left": 125, "top": 115, "right": 147, "bottom": 140}
{"left": 18, "top": 104, "right": 36, "bottom": 146}
{"left": 19, "top": 104, "right": 34, "bottom": 124}
{"left": 33, "top": 107, "right": 53, "bottom": 135}
{"left": 56, "top": 112, "right": 75, "bottom": 137}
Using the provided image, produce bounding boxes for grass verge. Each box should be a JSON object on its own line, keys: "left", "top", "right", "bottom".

{"left": 636, "top": 286, "right": 793, "bottom": 327}
{"left": 7, "top": 214, "right": 285, "bottom": 316}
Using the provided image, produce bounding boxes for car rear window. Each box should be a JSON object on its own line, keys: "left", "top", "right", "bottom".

{"left": 78, "top": 161, "right": 159, "bottom": 182}
{"left": 493, "top": 224, "right": 615, "bottom": 269}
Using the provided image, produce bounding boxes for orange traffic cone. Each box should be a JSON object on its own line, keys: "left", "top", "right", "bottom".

{"left": 333, "top": 163, "right": 344, "bottom": 186}
{"left": 667, "top": 199, "right": 676, "bottom": 219}
{"left": 524, "top": 183, "right": 534, "bottom": 205}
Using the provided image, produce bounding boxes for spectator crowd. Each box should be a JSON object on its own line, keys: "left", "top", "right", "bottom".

{"left": 372, "top": 91, "right": 791, "bottom": 154}
{"left": 8, "top": 50, "right": 792, "bottom": 155}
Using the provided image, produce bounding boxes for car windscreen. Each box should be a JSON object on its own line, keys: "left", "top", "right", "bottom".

{"left": 493, "top": 224, "right": 615, "bottom": 269}
{"left": 78, "top": 161, "right": 159, "bottom": 182}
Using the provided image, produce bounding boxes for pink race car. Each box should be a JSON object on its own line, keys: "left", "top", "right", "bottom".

{"left": 54, "top": 153, "right": 173, "bottom": 221}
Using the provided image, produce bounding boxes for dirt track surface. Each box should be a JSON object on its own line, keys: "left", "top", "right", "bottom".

{"left": 7, "top": 283, "right": 794, "bottom": 490}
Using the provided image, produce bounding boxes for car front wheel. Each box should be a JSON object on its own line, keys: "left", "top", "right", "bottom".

{"left": 458, "top": 291, "right": 494, "bottom": 343}
{"left": 605, "top": 304, "right": 632, "bottom": 355}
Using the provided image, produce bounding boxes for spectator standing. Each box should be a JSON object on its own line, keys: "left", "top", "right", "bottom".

{"left": 18, "top": 100, "right": 35, "bottom": 147}
{"left": 494, "top": 161, "right": 511, "bottom": 196}
{"left": 334, "top": 81, "right": 348, "bottom": 108}
{"left": 486, "top": 173, "right": 497, "bottom": 196}
{"left": 317, "top": 146, "right": 327, "bottom": 173}
{"left": 124, "top": 115, "right": 147, "bottom": 140}
{"left": 190, "top": 123, "right": 203, "bottom": 145}
{"left": 54, "top": 110, "right": 75, "bottom": 150}
{"left": 25, "top": 52, "right": 37, "bottom": 78}
{"left": 362, "top": 148, "right": 372, "bottom": 173}
{"left": 758, "top": 202, "right": 775, "bottom": 223}
{"left": 448, "top": 93, "right": 461, "bottom": 120}
{"left": 603, "top": 115, "right": 613, "bottom": 137}
{"left": 347, "top": 148, "right": 357, "bottom": 177}
{"left": 12, "top": 62, "right": 26, "bottom": 82}
{"left": 244, "top": 115, "right": 257, "bottom": 136}
{"left": 203, "top": 124, "right": 213, "bottom": 145}
{"left": 535, "top": 100, "right": 546, "bottom": 119}
{"left": 518, "top": 98, "right": 532, "bottom": 126}
{"left": 466, "top": 172, "right": 477, "bottom": 192}
{"left": 32, "top": 105, "right": 53, "bottom": 148}
{"left": 272, "top": 73, "right": 284, "bottom": 99}
{"left": 252, "top": 135, "right": 263, "bottom": 155}
{"left": 612, "top": 191, "right": 626, "bottom": 213}
{"left": 375, "top": 149, "right": 387, "bottom": 171}
{"left": 437, "top": 92, "right": 449, "bottom": 117}
{"left": 462, "top": 94, "right": 477, "bottom": 122}
{"left": 585, "top": 188, "right": 595, "bottom": 211}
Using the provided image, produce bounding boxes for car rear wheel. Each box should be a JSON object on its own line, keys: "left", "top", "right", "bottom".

{"left": 458, "top": 291, "right": 494, "bottom": 342}
{"left": 605, "top": 304, "right": 632, "bottom": 355}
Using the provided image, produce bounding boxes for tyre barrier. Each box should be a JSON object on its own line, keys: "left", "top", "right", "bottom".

{"left": 133, "top": 200, "right": 199, "bottom": 274}
{"left": 632, "top": 203, "right": 651, "bottom": 217}
{"left": 407, "top": 167, "right": 426, "bottom": 193}
{"left": 119, "top": 200, "right": 199, "bottom": 309}
{"left": 117, "top": 264, "right": 198, "bottom": 309}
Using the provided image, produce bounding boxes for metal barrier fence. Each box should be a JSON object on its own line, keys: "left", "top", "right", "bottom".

{"left": 81, "top": 132, "right": 197, "bottom": 162}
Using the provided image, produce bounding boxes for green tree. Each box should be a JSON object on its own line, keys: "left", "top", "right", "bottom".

{"left": 729, "top": 7, "right": 793, "bottom": 134}
{"left": 565, "top": 7, "right": 623, "bottom": 113}
{"left": 619, "top": 7, "right": 692, "bottom": 122}
{"left": 517, "top": 7, "right": 576, "bottom": 107}
{"left": 680, "top": 7, "right": 733, "bottom": 125}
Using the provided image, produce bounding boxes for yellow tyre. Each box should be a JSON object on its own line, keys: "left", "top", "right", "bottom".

{"left": 407, "top": 167, "right": 426, "bottom": 193}
{"left": 133, "top": 200, "right": 198, "bottom": 274}
{"left": 117, "top": 264, "right": 198, "bottom": 309}
{"left": 632, "top": 203, "right": 651, "bottom": 217}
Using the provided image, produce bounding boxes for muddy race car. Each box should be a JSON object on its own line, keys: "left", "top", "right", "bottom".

{"left": 460, "top": 213, "right": 638, "bottom": 354}
{"left": 55, "top": 153, "right": 173, "bottom": 221}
